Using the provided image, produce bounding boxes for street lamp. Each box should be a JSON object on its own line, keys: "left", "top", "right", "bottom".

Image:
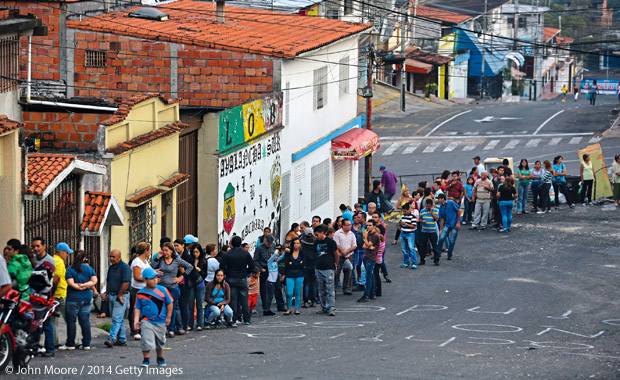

{"left": 357, "top": 86, "right": 373, "bottom": 98}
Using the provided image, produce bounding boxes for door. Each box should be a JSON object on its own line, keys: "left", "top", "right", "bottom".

{"left": 177, "top": 131, "right": 198, "bottom": 237}
{"left": 333, "top": 160, "right": 352, "bottom": 216}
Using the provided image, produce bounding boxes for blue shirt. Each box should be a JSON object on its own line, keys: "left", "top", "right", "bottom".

{"left": 439, "top": 200, "right": 460, "bottom": 228}
{"left": 211, "top": 287, "right": 225, "bottom": 303}
{"left": 341, "top": 209, "right": 354, "bottom": 223}
{"left": 267, "top": 251, "right": 284, "bottom": 273}
{"left": 106, "top": 260, "right": 132, "bottom": 293}
{"left": 65, "top": 264, "right": 96, "bottom": 301}
{"left": 135, "top": 285, "right": 173, "bottom": 324}
{"left": 552, "top": 164, "right": 566, "bottom": 182}
{"left": 419, "top": 208, "right": 438, "bottom": 233}
{"left": 464, "top": 184, "right": 473, "bottom": 199}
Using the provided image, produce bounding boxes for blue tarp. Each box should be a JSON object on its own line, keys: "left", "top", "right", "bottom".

{"left": 456, "top": 29, "right": 507, "bottom": 77}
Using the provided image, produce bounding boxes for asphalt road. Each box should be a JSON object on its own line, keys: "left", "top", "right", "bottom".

{"left": 365, "top": 94, "right": 620, "bottom": 191}
{"left": 12, "top": 205, "right": 620, "bottom": 379}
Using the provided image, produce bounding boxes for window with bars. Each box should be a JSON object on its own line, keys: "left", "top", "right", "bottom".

{"left": 129, "top": 201, "right": 153, "bottom": 249}
{"left": 310, "top": 159, "right": 330, "bottom": 211}
{"left": 0, "top": 36, "right": 19, "bottom": 93}
{"left": 86, "top": 50, "right": 107, "bottom": 67}
{"left": 339, "top": 56, "right": 349, "bottom": 97}
{"left": 313, "top": 66, "right": 328, "bottom": 110}
{"left": 344, "top": 0, "right": 353, "bottom": 14}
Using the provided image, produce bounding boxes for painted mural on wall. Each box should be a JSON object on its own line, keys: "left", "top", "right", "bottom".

{"left": 218, "top": 132, "right": 282, "bottom": 253}
{"left": 219, "top": 91, "right": 283, "bottom": 155}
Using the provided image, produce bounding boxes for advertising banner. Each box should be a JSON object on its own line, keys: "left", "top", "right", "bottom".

{"left": 580, "top": 78, "right": 619, "bottom": 95}
{"left": 578, "top": 143, "right": 613, "bottom": 200}
{"left": 217, "top": 132, "right": 282, "bottom": 253}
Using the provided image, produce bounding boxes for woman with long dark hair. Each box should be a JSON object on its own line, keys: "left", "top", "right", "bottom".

{"left": 580, "top": 153, "right": 595, "bottom": 205}
{"left": 516, "top": 159, "right": 532, "bottom": 215}
{"left": 553, "top": 155, "right": 574, "bottom": 209}
{"left": 204, "top": 269, "right": 234, "bottom": 328}
{"left": 497, "top": 178, "right": 517, "bottom": 232}
{"left": 150, "top": 242, "right": 193, "bottom": 338}
{"left": 129, "top": 242, "right": 151, "bottom": 340}
{"left": 283, "top": 238, "right": 305, "bottom": 315}
{"left": 285, "top": 223, "right": 300, "bottom": 245}
{"left": 531, "top": 161, "right": 544, "bottom": 212}
{"left": 63, "top": 250, "right": 97, "bottom": 350}
{"left": 539, "top": 160, "right": 554, "bottom": 213}
{"left": 189, "top": 244, "right": 208, "bottom": 331}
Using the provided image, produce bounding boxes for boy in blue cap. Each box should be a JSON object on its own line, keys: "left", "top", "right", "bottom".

{"left": 134, "top": 267, "right": 173, "bottom": 367}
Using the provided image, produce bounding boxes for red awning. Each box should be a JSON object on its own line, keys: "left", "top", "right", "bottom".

{"left": 405, "top": 59, "right": 433, "bottom": 74}
{"left": 331, "top": 128, "right": 380, "bottom": 161}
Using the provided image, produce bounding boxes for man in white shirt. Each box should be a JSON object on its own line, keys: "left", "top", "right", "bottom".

{"left": 333, "top": 219, "right": 357, "bottom": 295}
{"left": 473, "top": 156, "right": 485, "bottom": 178}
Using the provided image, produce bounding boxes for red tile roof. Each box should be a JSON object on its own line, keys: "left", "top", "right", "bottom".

{"left": 0, "top": 115, "right": 22, "bottom": 136}
{"left": 104, "top": 93, "right": 182, "bottom": 126}
{"left": 81, "top": 191, "right": 111, "bottom": 232}
{"left": 126, "top": 186, "right": 164, "bottom": 206}
{"left": 413, "top": 5, "right": 472, "bottom": 24}
{"left": 543, "top": 27, "right": 560, "bottom": 42}
{"left": 160, "top": 173, "right": 190, "bottom": 189}
{"left": 106, "top": 121, "right": 189, "bottom": 155}
{"left": 406, "top": 50, "right": 453, "bottom": 66}
{"left": 556, "top": 36, "right": 573, "bottom": 46}
{"left": 66, "top": 0, "right": 372, "bottom": 59}
{"left": 26, "top": 154, "right": 75, "bottom": 196}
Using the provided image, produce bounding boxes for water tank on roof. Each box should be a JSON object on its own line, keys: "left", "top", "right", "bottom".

{"left": 128, "top": 7, "right": 169, "bottom": 21}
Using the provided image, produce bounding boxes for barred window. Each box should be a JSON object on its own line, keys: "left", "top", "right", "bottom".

{"left": 313, "top": 66, "right": 328, "bottom": 110}
{"left": 344, "top": 0, "right": 353, "bottom": 14}
{"left": 0, "top": 36, "right": 19, "bottom": 93}
{"left": 129, "top": 200, "right": 153, "bottom": 249}
{"left": 86, "top": 50, "right": 107, "bottom": 67}
{"left": 310, "top": 159, "right": 330, "bottom": 210}
{"left": 339, "top": 56, "right": 349, "bottom": 97}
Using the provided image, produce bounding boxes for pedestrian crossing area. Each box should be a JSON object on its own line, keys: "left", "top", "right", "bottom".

{"left": 381, "top": 136, "right": 603, "bottom": 156}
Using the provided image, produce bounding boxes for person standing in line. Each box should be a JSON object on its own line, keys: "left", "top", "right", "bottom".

{"left": 516, "top": 159, "right": 532, "bottom": 215}
{"left": 333, "top": 219, "right": 356, "bottom": 295}
{"left": 282, "top": 238, "right": 305, "bottom": 315}
{"left": 63, "top": 250, "right": 97, "bottom": 350}
{"left": 379, "top": 165, "right": 398, "bottom": 202}
{"left": 530, "top": 161, "right": 544, "bottom": 212}
{"left": 351, "top": 212, "right": 366, "bottom": 289}
{"left": 247, "top": 267, "right": 260, "bottom": 314}
{"left": 357, "top": 220, "right": 380, "bottom": 302}
{"left": 340, "top": 204, "right": 354, "bottom": 224}
{"left": 613, "top": 154, "right": 620, "bottom": 206}
{"left": 219, "top": 236, "right": 254, "bottom": 325}
{"left": 254, "top": 235, "right": 284, "bottom": 315}
{"left": 284, "top": 223, "right": 300, "bottom": 245}
{"left": 365, "top": 181, "right": 393, "bottom": 216}
{"left": 129, "top": 242, "right": 151, "bottom": 341}
{"left": 394, "top": 187, "right": 413, "bottom": 244}
{"left": 539, "top": 160, "right": 555, "bottom": 213}
{"left": 371, "top": 212, "right": 391, "bottom": 283}
{"left": 473, "top": 156, "right": 485, "bottom": 176}
{"left": 470, "top": 171, "right": 494, "bottom": 230}
{"left": 133, "top": 267, "right": 173, "bottom": 367}
{"left": 300, "top": 228, "right": 318, "bottom": 308}
{"left": 398, "top": 203, "right": 418, "bottom": 269}
{"left": 446, "top": 171, "right": 465, "bottom": 203}
{"left": 53, "top": 242, "right": 74, "bottom": 349}
{"left": 497, "top": 178, "right": 517, "bottom": 232}
{"left": 589, "top": 80, "right": 598, "bottom": 105}
{"left": 373, "top": 224, "right": 386, "bottom": 298}
{"left": 462, "top": 177, "right": 475, "bottom": 224}
{"left": 149, "top": 243, "right": 193, "bottom": 338}
{"left": 204, "top": 244, "right": 220, "bottom": 283}
{"left": 580, "top": 153, "right": 596, "bottom": 205}
{"left": 31, "top": 237, "right": 56, "bottom": 357}
{"left": 313, "top": 224, "right": 338, "bottom": 316}
{"left": 104, "top": 249, "right": 132, "bottom": 347}
{"left": 189, "top": 244, "right": 208, "bottom": 331}
{"left": 436, "top": 194, "right": 462, "bottom": 261}
{"left": 419, "top": 198, "right": 441, "bottom": 266}
{"left": 553, "top": 155, "right": 574, "bottom": 209}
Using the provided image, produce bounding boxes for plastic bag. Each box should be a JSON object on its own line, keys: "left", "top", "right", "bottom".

{"left": 558, "top": 192, "right": 567, "bottom": 204}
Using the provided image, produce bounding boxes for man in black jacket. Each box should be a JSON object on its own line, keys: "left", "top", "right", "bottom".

{"left": 365, "top": 180, "right": 393, "bottom": 215}
{"left": 300, "top": 228, "right": 317, "bottom": 307}
{"left": 253, "top": 235, "right": 286, "bottom": 314}
{"left": 220, "top": 236, "right": 254, "bottom": 324}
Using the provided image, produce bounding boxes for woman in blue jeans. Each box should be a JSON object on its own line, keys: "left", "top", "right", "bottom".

{"left": 188, "top": 244, "right": 208, "bottom": 331}
{"left": 283, "top": 238, "right": 305, "bottom": 315}
{"left": 516, "top": 159, "right": 532, "bottom": 214}
{"left": 497, "top": 178, "right": 517, "bottom": 232}
{"left": 63, "top": 251, "right": 97, "bottom": 350}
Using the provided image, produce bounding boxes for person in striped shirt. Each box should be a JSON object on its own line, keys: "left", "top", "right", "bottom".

{"left": 419, "top": 198, "right": 440, "bottom": 266}
{"left": 399, "top": 203, "right": 419, "bottom": 269}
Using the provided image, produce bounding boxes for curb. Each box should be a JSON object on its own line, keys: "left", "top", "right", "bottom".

{"left": 603, "top": 109, "right": 620, "bottom": 138}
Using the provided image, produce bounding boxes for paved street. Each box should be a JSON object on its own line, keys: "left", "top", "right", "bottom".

{"left": 14, "top": 205, "right": 620, "bottom": 379}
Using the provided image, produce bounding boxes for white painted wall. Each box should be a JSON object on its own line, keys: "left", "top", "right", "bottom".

{"left": 280, "top": 35, "right": 361, "bottom": 225}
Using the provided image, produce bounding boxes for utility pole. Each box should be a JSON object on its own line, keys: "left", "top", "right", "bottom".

{"left": 480, "top": 0, "right": 487, "bottom": 99}
{"left": 513, "top": 0, "right": 519, "bottom": 51}
{"left": 364, "top": 44, "right": 374, "bottom": 194}
{"left": 400, "top": 5, "right": 406, "bottom": 111}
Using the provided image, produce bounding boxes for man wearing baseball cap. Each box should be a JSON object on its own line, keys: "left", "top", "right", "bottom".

{"left": 54, "top": 242, "right": 80, "bottom": 350}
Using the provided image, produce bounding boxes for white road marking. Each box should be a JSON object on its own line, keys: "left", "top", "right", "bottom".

{"left": 425, "top": 110, "right": 472, "bottom": 136}
{"left": 515, "top": 131, "right": 528, "bottom": 134}
{"left": 423, "top": 142, "right": 441, "bottom": 153}
{"left": 526, "top": 139, "right": 540, "bottom": 148}
{"left": 484, "top": 140, "right": 500, "bottom": 150}
{"left": 382, "top": 143, "right": 401, "bottom": 156}
{"left": 443, "top": 142, "right": 459, "bottom": 152}
{"left": 402, "top": 142, "right": 421, "bottom": 154}
{"left": 443, "top": 132, "right": 458, "bottom": 135}
{"left": 534, "top": 110, "right": 565, "bottom": 135}
{"left": 462, "top": 144, "right": 477, "bottom": 151}
{"left": 568, "top": 137, "right": 582, "bottom": 145}
{"left": 548, "top": 138, "right": 562, "bottom": 146}
{"left": 503, "top": 139, "right": 520, "bottom": 149}
{"left": 588, "top": 136, "right": 602, "bottom": 143}
{"left": 380, "top": 132, "right": 593, "bottom": 141}
{"left": 464, "top": 131, "right": 480, "bottom": 135}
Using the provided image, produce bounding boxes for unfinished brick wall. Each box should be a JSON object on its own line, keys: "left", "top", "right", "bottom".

{"left": 0, "top": 1, "right": 62, "bottom": 81}
{"left": 22, "top": 111, "right": 105, "bottom": 151}
{"left": 72, "top": 31, "right": 274, "bottom": 109}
